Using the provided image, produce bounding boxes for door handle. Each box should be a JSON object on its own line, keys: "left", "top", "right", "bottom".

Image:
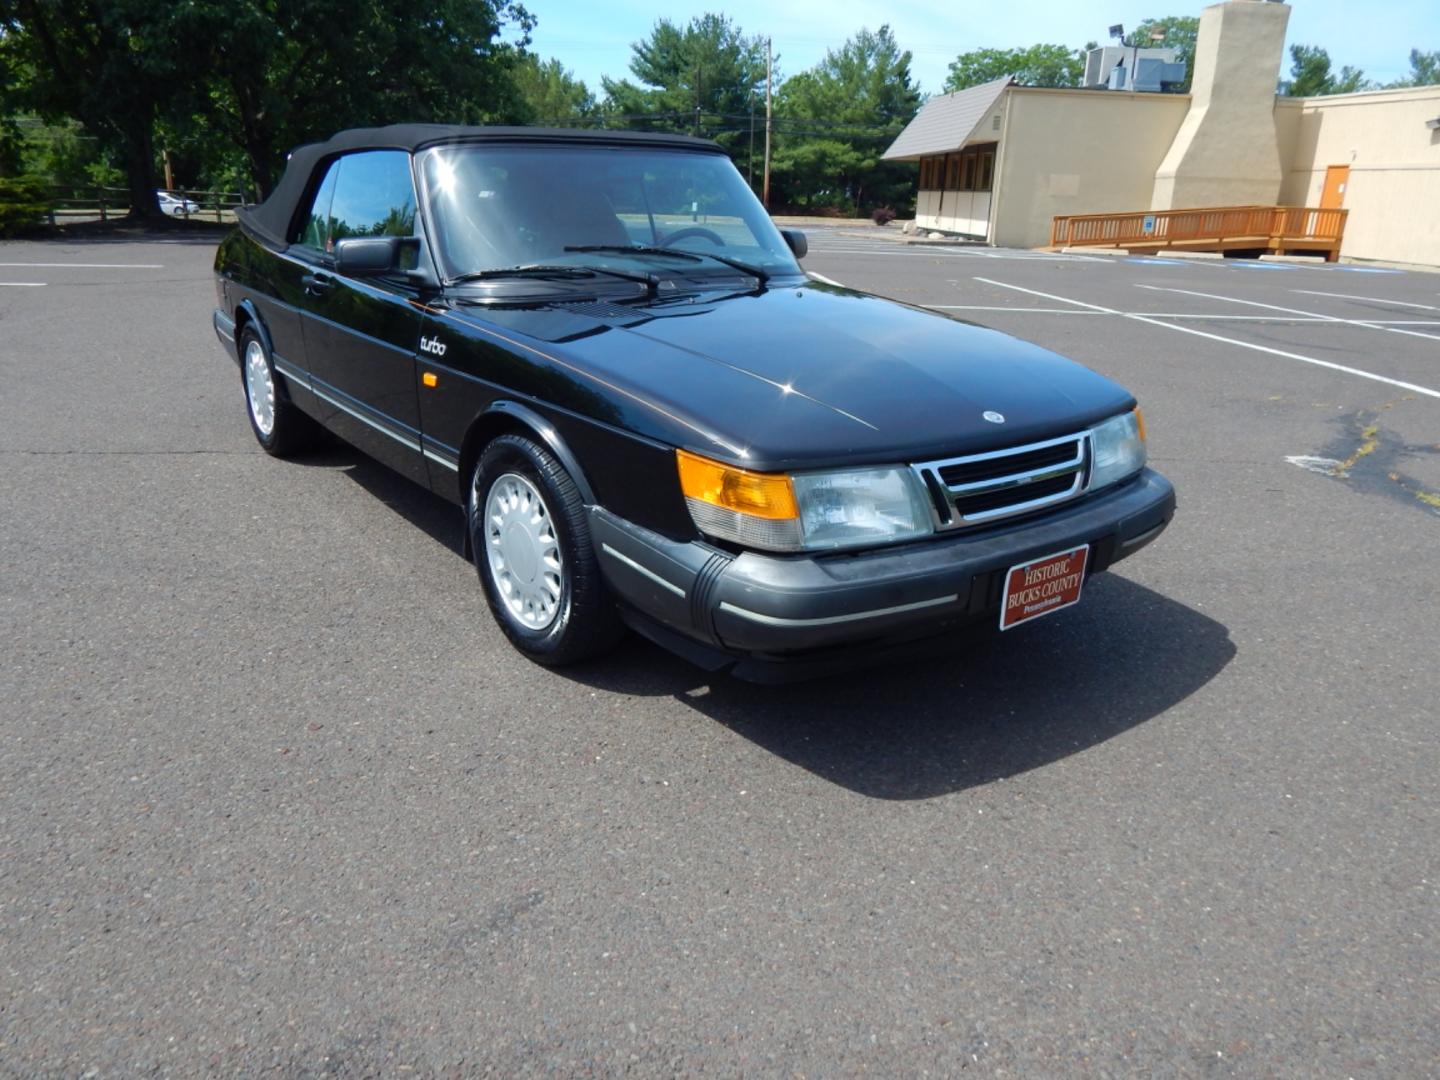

{"left": 302, "top": 272, "right": 333, "bottom": 296}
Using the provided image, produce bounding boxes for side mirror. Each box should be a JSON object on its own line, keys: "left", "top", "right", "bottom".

{"left": 334, "top": 235, "right": 401, "bottom": 276}
{"left": 781, "top": 228, "right": 808, "bottom": 260}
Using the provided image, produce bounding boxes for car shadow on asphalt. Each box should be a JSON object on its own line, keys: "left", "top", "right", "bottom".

{"left": 330, "top": 446, "right": 1234, "bottom": 801}
{"left": 573, "top": 576, "right": 1234, "bottom": 800}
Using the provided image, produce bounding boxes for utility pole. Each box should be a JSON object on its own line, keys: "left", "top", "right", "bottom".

{"left": 748, "top": 92, "right": 756, "bottom": 186}
{"left": 694, "top": 62, "right": 702, "bottom": 136}
{"left": 763, "top": 37, "right": 772, "bottom": 209}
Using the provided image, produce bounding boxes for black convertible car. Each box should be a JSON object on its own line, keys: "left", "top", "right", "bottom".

{"left": 211, "top": 125, "right": 1174, "bottom": 680}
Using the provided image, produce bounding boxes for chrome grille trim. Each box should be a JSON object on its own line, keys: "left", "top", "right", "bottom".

{"left": 912, "top": 430, "right": 1091, "bottom": 530}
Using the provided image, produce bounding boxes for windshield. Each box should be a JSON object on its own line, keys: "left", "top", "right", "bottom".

{"left": 417, "top": 143, "right": 801, "bottom": 283}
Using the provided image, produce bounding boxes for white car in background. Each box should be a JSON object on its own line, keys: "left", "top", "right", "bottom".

{"left": 157, "top": 191, "right": 200, "bottom": 216}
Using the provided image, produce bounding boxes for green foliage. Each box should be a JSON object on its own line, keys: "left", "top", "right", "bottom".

{"left": 770, "top": 26, "right": 921, "bottom": 214}
{"left": 512, "top": 54, "right": 596, "bottom": 126}
{"left": 601, "top": 13, "right": 766, "bottom": 155}
{"left": 165, "top": 0, "right": 534, "bottom": 197}
{"left": 1387, "top": 48, "right": 1440, "bottom": 88}
{"left": 1132, "top": 15, "right": 1200, "bottom": 89}
{"left": 944, "top": 44, "right": 1084, "bottom": 91}
{"left": 11, "top": 118, "right": 118, "bottom": 186}
{"left": 0, "top": 0, "right": 533, "bottom": 203}
{"left": 1284, "top": 45, "right": 1370, "bottom": 97}
{"left": 0, "top": 171, "right": 48, "bottom": 234}
{"left": 0, "top": 0, "right": 181, "bottom": 215}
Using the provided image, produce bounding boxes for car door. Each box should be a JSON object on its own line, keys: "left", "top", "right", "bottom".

{"left": 292, "top": 149, "right": 428, "bottom": 485}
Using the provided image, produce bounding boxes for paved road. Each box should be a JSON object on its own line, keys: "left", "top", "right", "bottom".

{"left": 1, "top": 234, "right": 1435, "bottom": 1075}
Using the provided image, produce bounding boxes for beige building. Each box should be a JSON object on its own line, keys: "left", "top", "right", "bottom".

{"left": 884, "top": 0, "right": 1440, "bottom": 267}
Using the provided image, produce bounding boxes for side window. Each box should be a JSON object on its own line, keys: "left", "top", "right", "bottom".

{"left": 328, "top": 151, "right": 417, "bottom": 243}
{"left": 296, "top": 160, "right": 340, "bottom": 251}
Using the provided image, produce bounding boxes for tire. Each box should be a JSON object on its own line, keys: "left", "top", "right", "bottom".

{"left": 239, "top": 325, "right": 314, "bottom": 457}
{"left": 469, "top": 434, "right": 623, "bottom": 666}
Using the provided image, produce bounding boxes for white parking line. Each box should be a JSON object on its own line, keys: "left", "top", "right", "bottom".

{"left": 973, "top": 276, "right": 1440, "bottom": 401}
{"left": 928, "top": 302, "right": 1437, "bottom": 325}
{"left": 1291, "top": 289, "right": 1439, "bottom": 312}
{"left": 1135, "top": 284, "right": 1440, "bottom": 343}
{"left": 807, "top": 245, "right": 1109, "bottom": 262}
{"left": 0, "top": 281, "right": 46, "bottom": 287}
{"left": 0, "top": 262, "right": 164, "bottom": 269}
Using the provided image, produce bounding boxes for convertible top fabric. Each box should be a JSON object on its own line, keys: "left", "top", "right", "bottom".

{"left": 235, "top": 125, "right": 722, "bottom": 250}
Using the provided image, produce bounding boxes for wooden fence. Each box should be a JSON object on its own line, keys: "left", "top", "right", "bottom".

{"left": 44, "top": 185, "right": 246, "bottom": 225}
{"left": 1050, "top": 205, "right": 1348, "bottom": 261}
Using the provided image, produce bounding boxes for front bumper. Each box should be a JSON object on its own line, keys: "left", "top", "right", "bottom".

{"left": 592, "top": 468, "right": 1175, "bottom": 680}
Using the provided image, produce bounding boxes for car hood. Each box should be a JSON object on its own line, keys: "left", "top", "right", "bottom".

{"left": 452, "top": 280, "right": 1135, "bottom": 470}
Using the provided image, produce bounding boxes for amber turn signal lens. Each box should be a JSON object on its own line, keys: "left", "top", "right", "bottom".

{"left": 422, "top": 371, "right": 439, "bottom": 388}
{"left": 676, "top": 450, "right": 798, "bottom": 520}
{"left": 1133, "top": 406, "right": 1147, "bottom": 442}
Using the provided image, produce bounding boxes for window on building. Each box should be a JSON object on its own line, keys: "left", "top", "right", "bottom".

{"left": 977, "top": 151, "right": 995, "bottom": 192}
{"left": 960, "top": 156, "right": 976, "bottom": 192}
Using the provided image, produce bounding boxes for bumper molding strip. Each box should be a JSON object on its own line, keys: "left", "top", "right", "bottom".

{"left": 601, "top": 543, "right": 687, "bottom": 598}
{"left": 718, "top": 593, "right": 959, "bottom": 629}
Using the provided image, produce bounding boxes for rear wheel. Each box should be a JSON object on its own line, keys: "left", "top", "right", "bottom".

{"left": 469, "top": 434, "right": 623, "bottom": 665}
{"left": 239, "top": 326, "right": 314, "bottom": 457}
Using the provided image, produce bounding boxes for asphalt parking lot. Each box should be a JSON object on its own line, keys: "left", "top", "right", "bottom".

{"left": 2, "top": 231, "right": 1436, "bottom": 1075}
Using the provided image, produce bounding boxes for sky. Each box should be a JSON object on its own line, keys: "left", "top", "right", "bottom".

{"left": 515, "top": 0, "right": 1431, "bottom": 95}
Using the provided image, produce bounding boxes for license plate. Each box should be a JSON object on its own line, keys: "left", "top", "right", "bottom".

{"left": 999, "top": 544, "right": 1089, "bottom": 631}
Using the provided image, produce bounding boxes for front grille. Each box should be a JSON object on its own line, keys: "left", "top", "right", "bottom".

{"left": 913, "top": 432, "right": 1089, "bottom": 529}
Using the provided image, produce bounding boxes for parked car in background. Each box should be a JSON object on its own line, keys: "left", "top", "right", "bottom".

{"left": 157, "top": 191, "right": 199, "bottom": 216}
{"left": 210, "top": 125, "right": 1175, "bottom": 681}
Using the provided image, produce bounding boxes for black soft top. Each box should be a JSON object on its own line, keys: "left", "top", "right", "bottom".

{"left": 236, "top": 124, "right": 723, "bottom": 250}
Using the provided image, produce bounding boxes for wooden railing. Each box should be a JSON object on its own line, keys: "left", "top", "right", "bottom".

{"left": 1050, "top": 205, "right": 1348, "bottom": 261}
{"left": 43, "top": 185, "right": 246, "bottom": 225}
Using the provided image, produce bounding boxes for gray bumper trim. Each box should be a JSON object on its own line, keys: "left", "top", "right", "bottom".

{"left": 212, "top": 309, "right": 237, "bottom": 362}
{"left": 602, "top": 543, "right": 687, "bottom": 598}
{"left": 718, "top": 593, "right": 959, "bottom": 629}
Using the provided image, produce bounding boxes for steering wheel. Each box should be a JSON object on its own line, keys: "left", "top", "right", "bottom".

{"left": 660, "top": 227, "right": 725, "bottom": 248}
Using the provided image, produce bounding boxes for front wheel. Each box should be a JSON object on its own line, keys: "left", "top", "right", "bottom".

{"left": 239, "top": 326, "right": 314, "bottom": 456}
{"left": 469, "top": 435, "right": 623, "bottom": 666}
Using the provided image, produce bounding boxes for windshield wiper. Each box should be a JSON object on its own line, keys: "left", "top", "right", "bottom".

{"left": 447, "top": 264, "right": 658, "bottom": 291}
{"left": 564, "top": 244, "right": 770, "bottom": 284}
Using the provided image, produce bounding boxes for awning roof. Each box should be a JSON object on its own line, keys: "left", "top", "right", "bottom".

{"left": 882, "top": 76, "right": 1014, "bottom": 161}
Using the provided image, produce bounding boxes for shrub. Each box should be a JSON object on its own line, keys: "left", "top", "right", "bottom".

{"left": 871, "top": 206, "right": 897, "bottom": 226}
{"left": 0, "top": 176, "right": 51, "bottom": 236}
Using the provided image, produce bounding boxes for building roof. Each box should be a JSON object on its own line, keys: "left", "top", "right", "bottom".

{"left": 238, "top": 125, "right": 722, "bottom": 250}
{"left": 881, "top": 77, "right": 1014, "bottom": 161}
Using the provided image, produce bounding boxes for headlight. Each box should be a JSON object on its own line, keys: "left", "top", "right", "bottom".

{"left": 677, "top": 451, "right": 934, "bottom": 552}
{"left": 1089, "top": 408, "right": 1146, "bottom": 490}
{"left": 791, "top": 467, "right": 934, "bottom": 550}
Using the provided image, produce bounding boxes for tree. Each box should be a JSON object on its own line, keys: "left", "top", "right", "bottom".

{"left": 171, "top": 0, "right": 534, "bottom": 197}
{"left": 944, "top": 44, "right": 1083, "bottom": 91}
{"left": 1387, "top": 48, "right": 1440, "bottom": 88}
{"left": 512, "top": 54, "right": 595, "bottom": 127}
{"left": 1132, "top": 15, "right": 1200, "bottom": 89}
{"left": 1283, "top": 44, "right": 1369, "bottom": 96}
{"left": 770, "top": 26, "right": 922, "bottom": 213}
{"left": 602, "top": 14, "right": 766, "bottom": 157}
{"left": 1, "top": 0, "right": 535, "bottom": 210}
{"left": 0, "top": 1, "right": 185, "bottom": 217}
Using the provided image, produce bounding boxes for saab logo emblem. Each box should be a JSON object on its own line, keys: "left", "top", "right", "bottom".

{"left": 983, "top": 410, "right": 1005, "bottom": 424}
{"left": 419, "top": 335, "right": 447, "bottom": 357}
